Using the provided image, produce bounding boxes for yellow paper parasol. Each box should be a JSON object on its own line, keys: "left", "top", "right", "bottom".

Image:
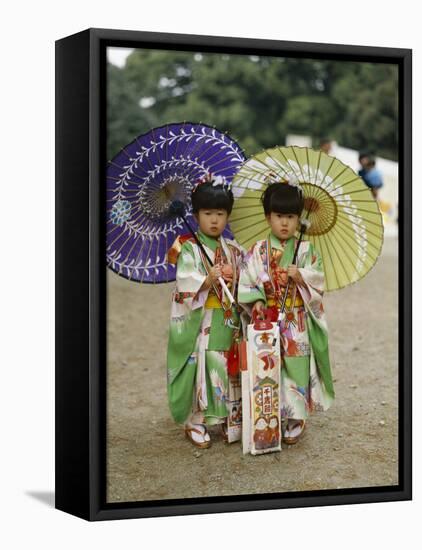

{"left": 230, "top": 146, "right": 384, "bottom": 291}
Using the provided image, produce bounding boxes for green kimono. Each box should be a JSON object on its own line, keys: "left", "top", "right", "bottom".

{"left": 238, "top": 233, "right": 334, "bottom": 420}
{"left": 167, "top": 231, "right": 243, "bottom": 425}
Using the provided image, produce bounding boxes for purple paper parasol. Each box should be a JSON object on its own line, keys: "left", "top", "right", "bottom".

{"left": 106, "top": 122, "right": 245, "bottom": 283}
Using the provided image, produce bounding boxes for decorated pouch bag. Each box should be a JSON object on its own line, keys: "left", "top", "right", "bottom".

{"left": 241, "top": 310, "right": 282, "bottom": 455}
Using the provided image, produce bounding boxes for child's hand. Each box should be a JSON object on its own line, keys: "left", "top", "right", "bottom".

{"left": 252, "top": 300, "right": 265, "bottom": 319}
{"left": 221, "top": 264, "right": 233, "bottom": 283}
{"left": 205, "top": 265, "right": 223, "bottom": 287}
{"left": 274, "top": 266, "right": 288, "bottom": 287}
{"left": 287, "top": 265, "right": 304, "bottom": 285}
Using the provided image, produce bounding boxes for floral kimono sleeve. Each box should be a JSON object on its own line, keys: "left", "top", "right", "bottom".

{"left": 296, "top": 241, "right": 334, "bottom": 399}
{"left": 238, "top": 243, "right": 267, "bottom": 312}
{"left": 167, "top": 242, "right": 206, "bottom": 409}
{"left": 296, "top": 242, "right": 327, "bottom": 328}
{"left": 176, "top": 242, "right": 206, "bottom": 294}
{"left": 173, "top": 241, "right": 213, "bottom": 312}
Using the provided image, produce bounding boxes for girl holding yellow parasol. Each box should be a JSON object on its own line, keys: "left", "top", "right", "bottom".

{"left": 231, "top": 146, "right": 383, "bottom": 450}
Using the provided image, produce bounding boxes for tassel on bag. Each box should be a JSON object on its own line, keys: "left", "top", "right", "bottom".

{"left": 227, "top": 339, "right": 240, "bottom": 377}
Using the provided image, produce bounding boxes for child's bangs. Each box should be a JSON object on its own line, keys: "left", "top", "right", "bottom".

{"left": 261, "top": 183, "right": 304, "bottom": 216}
{"left": 269, "top": 192, "right": 303, "bottom": 215}
{"left": 191, "top": 184, "right": 234, "bottom": 214}
{"left": 205, "top": 191, "right": 233, "bottom": 212}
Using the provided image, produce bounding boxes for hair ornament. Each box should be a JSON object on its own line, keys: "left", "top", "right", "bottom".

{"left": 280, "top": 173, "right": 303, "bottom": 196}
{"left": 264, "top": 171, "right": 278, "bottom": 184}
{"left": 211, "top": 174, "right": 228, "bottom": 188}
{"left": 192, "top": 172, "right": 229, "bottom": 193}
{"left": 264, "top": 172, "right": 302, "bottom": 194}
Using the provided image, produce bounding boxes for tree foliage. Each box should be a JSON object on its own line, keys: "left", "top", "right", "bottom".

{"left": 107, "top": 49, "right": 398, "bottom": 162}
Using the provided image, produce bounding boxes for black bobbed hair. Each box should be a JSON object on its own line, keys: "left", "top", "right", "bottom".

{"left": 261, "top": 182, "right": 304, "bottom": 216}
{"left": 191, "top": 181, "right": 234, "bottom": 214}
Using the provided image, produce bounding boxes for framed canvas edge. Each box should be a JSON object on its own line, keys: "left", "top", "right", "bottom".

{"left": 90, "top": 26, "right": 412, "bottom": 60}
{"left": 56, "top": 27, "right": 412, "bottom": 522}
{"left": 399, "top": 44, "right": 412, "bottom": 505}
{"left": 55, "top": 29, "right": 92, "bottom": 521}
{"left": 91, "top": 488, "right": 410, "bottom": 521}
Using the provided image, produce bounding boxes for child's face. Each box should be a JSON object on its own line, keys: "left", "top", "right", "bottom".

{"left": 266, "top": 212, "right": 299, "bottom": 241}
{"left": 195, "top": 208, "right": 228, "bottom": 238}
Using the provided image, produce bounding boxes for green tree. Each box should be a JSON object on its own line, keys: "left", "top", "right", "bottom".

{"left": 107, "top": 50, "right": 399, "bottom": 162}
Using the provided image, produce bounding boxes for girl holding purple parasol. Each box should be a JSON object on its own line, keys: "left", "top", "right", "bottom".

{"left": 106, "top": 123, "right": 247, "bottom": 448}
{"left": 166, "top": 177, "right": 244, "bottom": 448}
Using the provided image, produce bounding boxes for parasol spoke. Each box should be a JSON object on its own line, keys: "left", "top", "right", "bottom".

{"left": 322, "top": 223, "right": 354, "bottom": 287}
{"left": 335, "top": 209, "right": 384, "bottom": 233}
{"left": 331, "top": 216, "right": 381, "bottom": 260}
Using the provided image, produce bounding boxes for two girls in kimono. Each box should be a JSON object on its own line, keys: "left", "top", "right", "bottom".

{"left": 167, "top": 177, "right": 334, "bottom": 449}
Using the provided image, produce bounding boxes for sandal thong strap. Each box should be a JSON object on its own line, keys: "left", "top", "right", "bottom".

{"left": 288, "top": 420, "right": 304, "bottom": 431}
{"left": 186, "top": 426, "right": 205, "bottom": 436}
{"left": 283, "top": 420, "right": 306, "bottom": 444}
{"left": 184, "top": 425, "right": 211, "bottom": 449}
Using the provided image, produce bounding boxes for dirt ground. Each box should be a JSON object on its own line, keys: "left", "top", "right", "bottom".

{"left": 106, "top": 237, "right": 398, "bottom": 503}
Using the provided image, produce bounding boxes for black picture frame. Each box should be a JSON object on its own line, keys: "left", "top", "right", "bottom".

{"left": 55, "top": 27, "right": 412, "bottom": 521}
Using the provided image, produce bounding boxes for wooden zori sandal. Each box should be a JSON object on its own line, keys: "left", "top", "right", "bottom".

{"left": 282, "top": 419, "right": 306, "bottom": 445}
{"left": 184, "top": 424, "right": 212, "bottom": 449}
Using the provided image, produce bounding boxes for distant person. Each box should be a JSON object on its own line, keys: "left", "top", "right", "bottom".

{"left": 319, "top": 138, "right": 332, "bottom": 155}
{"left": 358, "top": 152, "right": 383, "bottom": 199}
{"left": 358, "top": 151, "right": 370, "bottom": 182}
{"left": 358, "top": 151, "right": 374, "bottom": 174}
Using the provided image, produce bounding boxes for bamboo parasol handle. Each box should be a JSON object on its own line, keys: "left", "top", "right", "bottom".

{"left": 271, "top": 219, "right": 309, "bottom": 347}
